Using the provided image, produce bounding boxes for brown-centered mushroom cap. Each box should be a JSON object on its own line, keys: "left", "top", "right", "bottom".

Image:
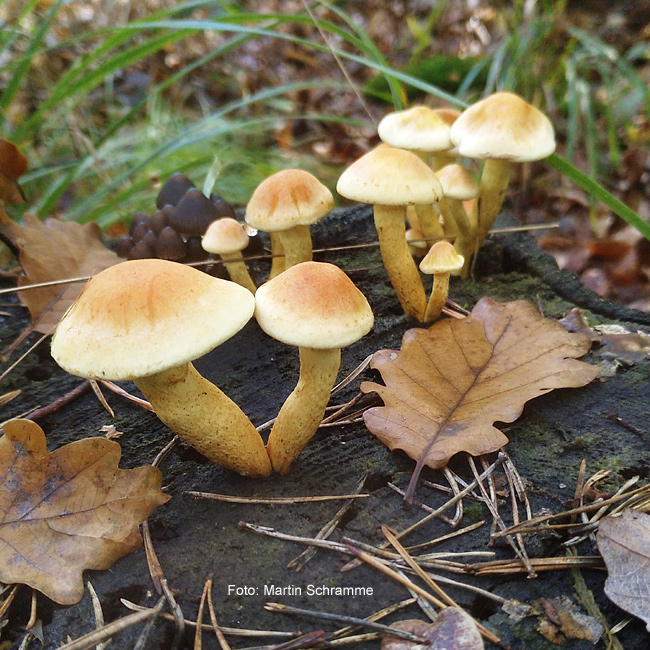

{"left": 377, "top": 105, "right": 452, "bottom": 153}
{"left": 255, "top": 261, "right": 373, "bottom": 349}
{"left": 51, "top": 259, "right": 254, "bottom": 380}
{"left": 435, "top": 164, "right": 479, "bottom": 201}
{"left": 245, "top": 169, "right": 334, "bottom": 232}
{"left": 420, "top": 241, "right": 465, "bottom": 275}
{"left": 202, "top": 218, "right": 250, "bottom": 256}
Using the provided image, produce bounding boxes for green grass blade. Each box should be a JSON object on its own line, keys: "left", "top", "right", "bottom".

{"left": 547, "top": 154, "right": 650, "bottom": 242}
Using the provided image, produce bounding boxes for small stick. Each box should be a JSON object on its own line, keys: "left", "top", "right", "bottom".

{"left": 89, "top": 379, "right": 114, "bottom": 418}
{"left": 187, "top": 492, "right": 369, "bottom": 505}
{"left": 56, "top": 599, "right": 164, "bottom": 650}
{"left": 240, "top": 522, "right": 350, "bottom": 556}
{"left": 387, "top": 482, "right": 454, "bottom": 525}
{"left": 0, "top": 275, "right": 91, "bottom": 295}
{"left": 469, "top": 555, "right": 603, "bottom": 575}
{"left": 405, "top": 521, "right": 485, "bottom": 553}
{"left": 265, "top": 603, "right": 430, "bottom": 645}
{"left": 0, "top": 585, "right": 18, "bottom": 617}
{"left": 329, "top": 597, "right": 416, "bottom": 640}
{"left": 331, "top": 356, "right": 372, "bottom": 395}
{"left": 320, "top": 392, "right": 365, "bottom": 424}
{"left": 121, "top": 599, "right": 296, "bottom": 638}
{"left": 152, "top": 436, "right": 179, "bottom": 468}
{"left": 100, "top": 380, "right": 154, "bottom": 411}
{"left": 194, "top": 578, "right": 210, "bottom": 650}
{"left": 142, "top": 520, "right": 185, "bottom": 649}
{"left": 86, "top": 581, "right": 108, "bottom": 650}
{"left": 0, "top": 330, "right": 50, "bottom": 382}
{"left": 442, "top": 467, "right": 463, "bottom": 526}
{"left": 206, "top": 578, "right": 232, "bottom": 650}
{"left": 24, "top": 380, "right": 90, "bottom": 421}
{"left": 25, "top": 589, "right": 38, "bottom": 631}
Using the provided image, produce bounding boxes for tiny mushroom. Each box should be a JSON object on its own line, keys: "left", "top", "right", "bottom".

{"left": 255, "top": 261, "right": 374, "bottom": 474}
{"left": 51, "top": 259, "right": 271, "bottom": 477}
{"left": 202, "top": 217, "right": 257, "bottom": 294}
{"left": 449, "top": 92, "right": 555, "bottom": 250}
{"left": 156, "top": 172, "right": 195, "bottom": 209}
{"left": 419, "top": 241, "right": 464, "bottom": 323}
{"left": 336, "top": 146, "right": 443, "bottom": 321}
{"left": 246, "top": 169, "right": 334, "bottom": 278}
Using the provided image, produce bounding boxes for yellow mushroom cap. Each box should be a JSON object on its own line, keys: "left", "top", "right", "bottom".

{"left": 435, "top": 164, "right": 479, "bottom": 200}
{"left": 255, "top": 261, "right": 374, "bottom": 349}
{"left": 377, "top": 106, "right": 452, "bottom": 152}
{"left": 432, "top": 107, "right": 462, "bottom": 127}
{"left": 419, "top": 241, "right": 464, "bottom": 275}
{"left": 51, "top": 259, "right": 255, "bottom": 380}
{"left": 245, "top": 169, "right": 334, "bottom": 232}
{"left": 449, "top": 92, "right": 556, "bottom": 162}
{"left": 202, "top": 217, "right": 249, "bottom": 255}
{"left": 337, "top": 147, "right": 443, "bottom": 206}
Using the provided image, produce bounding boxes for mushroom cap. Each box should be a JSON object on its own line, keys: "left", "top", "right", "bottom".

{"left": 419, "top": 241, "right": 464, "bottom": 275}
{"left": 51, "top": 259, "right": 255, "bottom": 381}
{"left": 432, "top": 107, "right": 462, "bottom": 127}
{"left": 336, "top": 146, "right": 443, "bottom": 206}
{"left": 377, "top": 106, "right": 452, "bottom": 152}
{"left": 435, "top": 164, "right": 479, "bottom": 200}
{"left": 449, "top": 92, "right": 556, "bottom": 162}
{"left": 202, "top": 218, "right": 249, "bottom": 255}
{"left": 245, "top": 169, "right": 334, "bottom": 232}
{"left": 255, "top": 261, "right": 373, "bottom": 349}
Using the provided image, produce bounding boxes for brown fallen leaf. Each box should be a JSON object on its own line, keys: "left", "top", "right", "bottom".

{"left": 2, "top": 213, "right": 119, "bottom": 333}
{"left": 0, "top": 418, "right": 169, "bottom": 605}
{"left": 361, "top": 298, "right": 597, "bottom": 500}
{"left": 0, "top": 137, "right": 28, "bottom": 205}
{"left": 597, "top": 509, "right": 650, "bottom": 631}
{"left": 537, "top": 596, "right": 603, "bottom": 644}
{"left": 381, "top": 609, "right": 484, "bottom": 649}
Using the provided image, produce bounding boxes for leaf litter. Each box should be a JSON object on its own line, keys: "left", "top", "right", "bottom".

{"left": 361, "top": 297, "right": 598, "bottom": 501}
{"left": 0, "top": 418, "right": 169, "bottom": 605}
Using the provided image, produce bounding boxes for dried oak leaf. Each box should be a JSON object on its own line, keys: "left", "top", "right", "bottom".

{"left": 0, "top": 137, "right": 28, "bottom": 205}
{"left": 3, "top": 213, "right": 119, "bottom": 333}
{"left": 361, "top": 298, "right": 597, "bottom": 478}
{"left": 597, "top": 509, "right": 650, "bottom": 631}
{"left": 0, "top": 419, "right": 170, "bottom": 605}
{"left": 381, "top": 609, "right": 484, "bottom": 649}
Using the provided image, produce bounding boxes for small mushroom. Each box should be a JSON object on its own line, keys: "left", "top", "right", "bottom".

{"left": 337, "top": 146, "right": 443, "bottom": 321}
{"left": 245, "top": 169, "right": 334, "bottom": 277}
{"left": 202, "top": 217, "right": 257, "bottom": 294}
{"left": 170, "top": 188, "right": 220, "bottom": 236}
{"left": 419, "top": 241, "right": 464, "bottom": 322}
{"left": 255, "top": 261, "right": 374, "bottom": 474}
{"left": 51, "top": 259, "right": 271, "bottom": 477}
{"left": 449, "top": 92, "right": 555, "bottom": 250}
{"left": 431, "top": 107, "right": 462, "bottom": 171}
{"left": 156, "top": 172, "right": 195, "bottom": 208}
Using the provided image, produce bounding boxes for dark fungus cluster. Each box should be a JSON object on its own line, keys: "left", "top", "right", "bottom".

{"left": 116, "top": 172, "right": 246, "bottom": 264}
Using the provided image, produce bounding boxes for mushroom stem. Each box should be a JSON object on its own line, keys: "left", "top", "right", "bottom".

{"left": 423, "top": 273, "right": 450, "bottom": 323}
{"left": 135, "top": 363, "right": 271, "bottom": 477}
{"left": 476, "top": 158, "right": 511, "bottom": 247}
{"left": 268, "top": 233, "right": 285, "bottom": 279}
{"left": 266, "top": 347, "right": 340, "bottom": 474}
{"left": 373, "top": 204, "right": 427, "bottom": 320}
{"left": 278, "top": 224, "right": 313, "bottom": 269}
{"left": 219, "top": 252, "right": 257, "bottom": 294}
{"left": 439, "top": 199, "right": 474, "bottom": 274}
{"left": 415, "top": 203, "right": 445, "bottom": 242}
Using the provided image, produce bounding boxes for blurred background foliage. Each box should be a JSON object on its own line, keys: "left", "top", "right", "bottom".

{"left": 1, "top": 0, "right": 650, "bottom": 306}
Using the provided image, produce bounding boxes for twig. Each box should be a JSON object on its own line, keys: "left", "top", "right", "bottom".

{"left": 99, "top": 380, "right": 154, "bottom": 411}
{"left": 0, "top": 585, "right": 18, "bottom": 617}
{"left": 186, "top": 492, "right": 369, "bottom": 505}
{"left": 330, "top": 356, "right": 372, "bottom": 395}
{"left": 0, "top": 330, "right": 50, "bottom": 382}
{"left": 442, "top": 467, "right": 463, "bottom": 526}
{"left": 24, "top": 380, "right": 90, "bottom": 421}
{"left": 387, "top": 482, "right": 454, "bottom": 525}
{"left": 56, "top": 599, "right": 165, "bottom": 650}
{"left": 405, "top": 521, "right": 485, "bottom": 553}
{"left": 86, "top": 581, "right": 108, "bottom": 650}
{"left": 89, "top": 379, "right": 114, "bottom": 418}
{"left": 194, "top": 578, "right": 210, "bottom": 650}
{"left": 152, "top": 436, "right": 179, "bottom": 468}
{"left": 121, "top": 599, "right": 296, "bottom": 638}
{"left": 264, "top": 603, "right": 429, "bottom": 645}
{"left": 142, "top": 520, "right": 185, "bottom": 649}
{"left": 206, "top": 578, "right": 232, "bottom": 650}
{"left": 468, "top": 555, "right": 603, "bottom": 575}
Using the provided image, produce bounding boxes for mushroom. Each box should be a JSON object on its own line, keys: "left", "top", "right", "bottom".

{"left": 449, "top": 92, "right": 555, "bottom": 250}
{"left": 156, "top": 172, "right": 195, "bottom": 209}
{"left": 51, "top": 259, "right": 271, "bottom": 477}
{"left": 377, "top": 107, "right": 452, "bottom": 242}
{"left": 202, "top": 217, "right": 257, "bottom": 294}
{"left": 255, "top": 261, "right": 374, "bottom": 473}
{"left": 336, "top": 146, "right": 443, "bottom": 321}
{"left": 435, "top": 164, "right": 479, "bottom": 274}
{"left": 431, "top": 107, "right": 462, "bottom": 171}
{"left": 245, "top": 169, "right": 334, "bottom": 277}
{"left": 419, "top": 241, "right": 464, "bottom": 323}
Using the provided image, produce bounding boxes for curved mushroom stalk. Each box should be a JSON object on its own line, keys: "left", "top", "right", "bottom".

{"left": 278, "top": 224, "right": 313, "bottom": 269}
{"left": 219, "top": 251, "right": 257, "bottom": 294}
{"left": 266, "top": 347, "right": 340, "bottom": 474}
{"left": 476, "top": 158, "right": 511, "bottom": 246}
{"left": 423, "top": 273, "right": 450, "bottom": 323}
{"left": 414, "top": 203, "right": 444, "bottom": 242}
{"left": 374, "top": 205, "right": 427, "bottom": 321}
{"left": 136, "top": 363, "right": 271, "bottom": 477}
{"left": 439, "top": 199, "right": 474, "bottom": 273}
